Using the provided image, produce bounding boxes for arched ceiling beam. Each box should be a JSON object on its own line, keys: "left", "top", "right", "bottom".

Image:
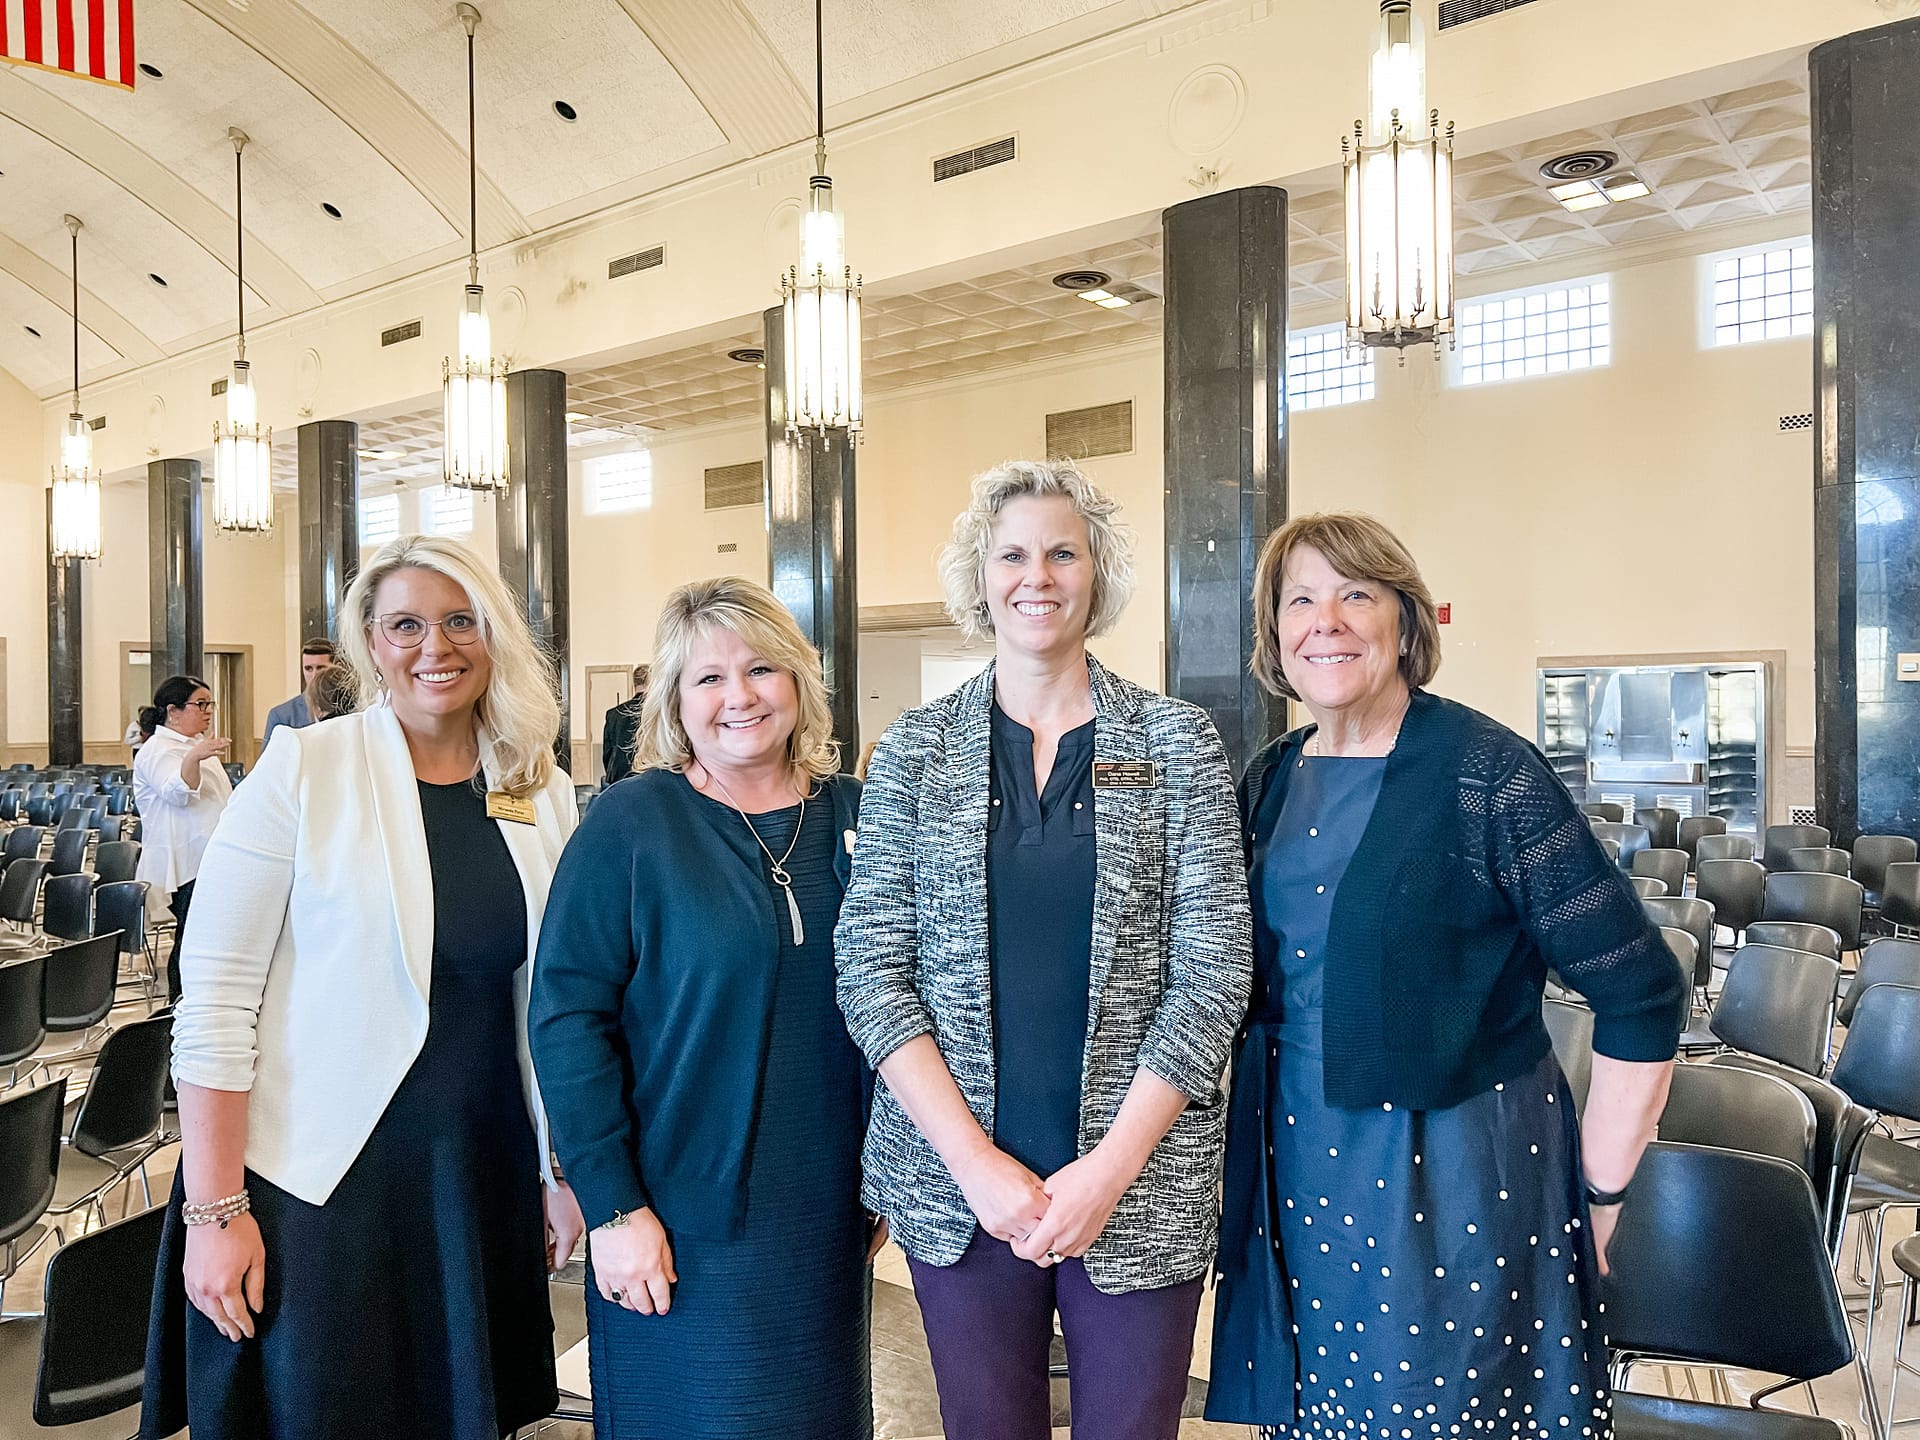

{"left": 0, "top": 237, "right": 164, "bottom": 369}
{"left": 0, "top": 68, "right": 322, "bottom": 314}
{"left": 611, "top": 0, "right": 812, "bottom": 158}
{"left": 180, "top": 0, "right": 529, "bottom": 248}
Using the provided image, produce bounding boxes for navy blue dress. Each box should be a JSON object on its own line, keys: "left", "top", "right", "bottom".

{"left": 142, "top": 778, "right": 557, "bottom": 1440}
{"left": 1209, "top": 755, "right": 1612, "bottom": 1439}
{"left": 584, "top": 795, "right": 872, "bottom": 1439}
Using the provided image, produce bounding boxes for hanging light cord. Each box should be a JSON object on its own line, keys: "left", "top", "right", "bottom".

{"left": 68, "top": 220, "right": 80, "bottom": 415}
{"left": 812, "top": 0, "right": 826, "bottom": 175}
{"left": 465, "top": 7, "right": 479, "bottom": 286}
{"left": 232, "top": 132, "right": 247, "bottom": 362}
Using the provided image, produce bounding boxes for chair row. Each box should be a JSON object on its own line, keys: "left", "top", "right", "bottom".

{"left": 0, "top": 934, "right": 125, "bottom": 1084}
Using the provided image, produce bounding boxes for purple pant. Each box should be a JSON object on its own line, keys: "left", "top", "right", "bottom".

{"left": 907, "top": 1231, "right": 1203, "bottom": 1440}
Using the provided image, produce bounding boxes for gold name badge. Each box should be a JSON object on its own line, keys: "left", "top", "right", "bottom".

{"left": 485, "top": 791, "right": 538, "bottom": 825}
{"left": 1092, "top": 760, "right": 1159, "bottom": 789}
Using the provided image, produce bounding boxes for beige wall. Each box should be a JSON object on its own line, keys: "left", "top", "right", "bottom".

{"left": 0, "top": 369, "right": 45, "bottom": 751}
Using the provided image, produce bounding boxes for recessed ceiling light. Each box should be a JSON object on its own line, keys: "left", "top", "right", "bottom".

{"left": 1092, "top": 294, "right": 1131, "bottom": 308}
{"left": 564, "top": 412, "right": 588, "bottom": 423}
{"left": 137, "top": 61, "right": 163, "bottom": 79}
{"left": 357, "top": 448, "right": 404, "bottom": 461}
{"left": 1076, "top": 288, "right": 1114, "bottom": 302}
{"left": 1548, "top": 179, "right": 1598, "bottom": 202}
{"left": 149, "top": 273, "right": 168, "bottom": 287}
{"left": 24, "top": 325, "right": 41, "bottom": 338}
{"left": 553, "top": 100, "right": 578, "bottom": 122}
{"left": 1560, "top": 191, "right": 1610, "bottom": 213}
{"left": 1600, "top": 176, "right": 1651, "bottom": 202}
{"left": 321, "top": 202, "right": 343, "bottom": 219}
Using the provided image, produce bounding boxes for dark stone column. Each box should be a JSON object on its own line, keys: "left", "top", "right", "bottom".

{"left": 1811, "top": 17, "right": 1920, "bottom": 844}
{"left": 148, "top": 458, "right": 204, "bottom": 682}
{"left": 500, "top": 368, "right": 572, "bottom": 772}
{"left": 763, "top": 305, "right": 859, "bottom": 757}
{"left": 297, "top": 420, "right": 359, "bottom": 641}
{"left": 1162, "top": 186, "right": 1288, "bottom": 774}
{"left": 46, "top": 492, "right": 83, "bottom": 766}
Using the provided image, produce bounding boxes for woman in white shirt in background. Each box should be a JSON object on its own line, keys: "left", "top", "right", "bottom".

{"left": 131, "top": 674, "right": 232, "bottom": 1003}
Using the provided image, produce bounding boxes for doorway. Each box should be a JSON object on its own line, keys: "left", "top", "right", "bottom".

{"left": 122, "top": 644, "right": 258, "bottom": 768}
{"left": 584, "top": 665, "right": 635, "bottom": 785}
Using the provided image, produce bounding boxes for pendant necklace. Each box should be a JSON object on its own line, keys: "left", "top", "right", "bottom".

{"left": 708, "top": 775, "right": 808, "bottom": 945}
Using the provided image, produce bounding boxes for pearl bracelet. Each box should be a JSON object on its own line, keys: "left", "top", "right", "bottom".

{"left": 182, "top": 1189, "right": 252, "bottom": 1228}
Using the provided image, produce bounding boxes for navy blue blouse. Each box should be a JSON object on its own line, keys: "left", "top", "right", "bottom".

{"left": 986, "top": 705, "right": 1097, "bottom": 1179}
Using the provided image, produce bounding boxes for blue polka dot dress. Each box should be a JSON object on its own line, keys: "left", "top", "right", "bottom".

{"left": 1208, "top": 754, "right": 1613, "bottom": 1440}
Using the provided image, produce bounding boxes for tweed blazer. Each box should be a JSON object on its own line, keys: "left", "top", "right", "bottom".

{"left": 835, "top": 655, "right": 1252, "bottom": 1294}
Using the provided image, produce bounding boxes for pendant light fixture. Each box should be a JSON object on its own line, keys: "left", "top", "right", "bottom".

{"left": 50, "top": 214, "right": 101, "bottom": 563}
{"left": 1342, "top": 0, "right": 1454, "bottom": 353}
{"left": 442, "top": 1, "right": 508, "bottom": 491}
{"left": 780, "top": 0, "right": 862, "bottom": 439}
{"left": 213, "top": 127, "right": 274, "bottom": 534}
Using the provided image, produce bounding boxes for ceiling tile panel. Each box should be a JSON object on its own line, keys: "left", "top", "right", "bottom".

{"left": 0, "top": 268, "right": 119, "bottom": 393}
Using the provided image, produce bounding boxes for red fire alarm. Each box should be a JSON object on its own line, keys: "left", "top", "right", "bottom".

{"left": 1437, "top": 603, "right": 1452, "bottom": 625}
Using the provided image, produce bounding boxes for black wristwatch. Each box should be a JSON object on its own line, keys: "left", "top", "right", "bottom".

{"left": 1583, "top": 1178, "right": 1630, "bottom": 1208}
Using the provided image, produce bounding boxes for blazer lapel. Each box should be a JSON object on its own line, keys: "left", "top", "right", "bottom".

{"left": 1087, "top": 660, "right": 1146, "bottom": 1026}
{"left": 946, "top": 666, "right": 996, "bottom": 1003}
{"left": 362, "top": 705, "right": 435, "bottom": 1000}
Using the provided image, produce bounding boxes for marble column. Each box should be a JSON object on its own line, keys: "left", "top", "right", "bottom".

{"left": 46, "top": 493, "right": 82, "bottom": 766}
{"left": 1810, "top": 17, "right": 1920, "bottom": 843}
{"left": 500, "top": 368, "right": 572, "bottom": 772}
{"left": 297, "top": 419, "right": 359, "bottom": 641}
{"left": 763, "top": 305, "right": 860, "bottom": 756}
{"left": 147, "top": 458, "right": 204, "bottom": 682}
{"left": 1162, "top": 186, "right": 1288, "bottom": 773}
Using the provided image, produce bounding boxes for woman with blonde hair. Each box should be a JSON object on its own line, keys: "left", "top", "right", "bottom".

{"left": 143, "top": 534, "right": 585, "bottom": 1440}
{"left": 531, "top": 575, "right": 874, "bottom": 1439}
{"left": 836, "top": 460, "right": 1250, "bottom": 1440}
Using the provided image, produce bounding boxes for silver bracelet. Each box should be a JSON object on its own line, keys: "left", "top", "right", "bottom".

{"left": 182, "top": 1189, "right": 251, "bottom": 1229}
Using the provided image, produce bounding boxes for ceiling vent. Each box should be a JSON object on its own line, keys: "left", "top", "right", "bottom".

{"left": 380, "top": 318, "right": 422, "bottom": 347}
{"left": 210, "top": 377, "right": 228, "bottom": 398}
{"left": 86, "top": 415, "right": 105, "bottom": 432}
{"left": 933, "top": 135, "right": 1017, "bottom": 184}
{"left": 1438, "top": 0, "right": 1546, "bottom": 28}
{"left": 1045, "top": 400, "right": 1134, "bottom": 462}
{"left": 704, "top": 460, "right": 764, "bottom": 511}
{"left": 1539, "top": 151, "right": 1618, "bottom": 183}
{"left": 608, "top": 246, "right": 665, "bottom": 280}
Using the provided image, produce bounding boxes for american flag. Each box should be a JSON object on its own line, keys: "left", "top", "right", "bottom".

{"left": 1, "top": 0, "right": 136, "bottom": 90}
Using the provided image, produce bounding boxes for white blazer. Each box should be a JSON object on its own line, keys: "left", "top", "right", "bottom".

{"left": 131, "top": 723, "right": 234, "bottom": 894}
{"left": 170, "top": 704, "right": 578, "bottom": 1206}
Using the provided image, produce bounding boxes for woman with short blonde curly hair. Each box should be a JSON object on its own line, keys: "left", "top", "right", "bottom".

{"left": 532, "top": 574, "right": 876, "bottom": 1439}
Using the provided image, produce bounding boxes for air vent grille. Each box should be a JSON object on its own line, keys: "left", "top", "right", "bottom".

{"left": 609, "top": 246, "right": 665, "bottom": 280}
{"left": 380, "top": 318, "right": 422, "bottom": 347}
{"left": 1789, "top": 805, "right": 1819, "bottom": 826}
{"left": 210, "top": 377, "right": 228, "bottom": 397}
{"left": 86, "top": 415, "right": 105, "bottom": 431}
{"left": 704, "top": 460, "right": 764, "bottom": 511}
{"left": 1045, "top": 401, "right": 1133, "bottom": 462}
{"left": 1780, "top": 412, "right": 1813, "bottom": 432}
{"left": 1438, "top": 0, "right": 1545, "bottom": 28}
{"left": 717, "top": 542, "right": 739, "bottom": 554}
{"left": 933, "top": 135, "right": 1017, "bottom": 183}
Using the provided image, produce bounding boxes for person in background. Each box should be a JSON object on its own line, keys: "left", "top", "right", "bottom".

{"left": 304, "top": 663, "right": 358, "bottom": 722}
{"left": 600, "top": 663, "right": 651, "bottom": 785}
{"left": 836, "top": 460, "right": 1251, "bottom": 1440}
{"left": 531, "top": 578, "right": 874, "bottom": 1440}
{"left": 125, "top": 713, "right": 149, "bottom": 757}
{"left": 141, "top": 535, "right": 585, "bottom": 1440}
{"left": 263, "top": 637, "right": 338, "bottom": 744}
{"left": 132, "top": 675, "right": 232, "bottom": 1003}
{"left": 1206, "top": 511, "right": 1682, "bottom": 1437}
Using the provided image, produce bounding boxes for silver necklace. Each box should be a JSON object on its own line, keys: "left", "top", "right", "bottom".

{"left": 708, "top": 775, "right": 808, "bottom": 945}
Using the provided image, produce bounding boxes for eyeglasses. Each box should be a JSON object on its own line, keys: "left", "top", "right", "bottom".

{"left": 188, "top": 699, "right": 217, "bottom": 712}
{"left": 373, "top": 611, "right": 484, "bottom": 650}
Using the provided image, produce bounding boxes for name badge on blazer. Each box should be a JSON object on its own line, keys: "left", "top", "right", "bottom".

{"left": 1092, "top": 760, "right": 1158, "bottom": 789}
{"left": 485, "top": 791, "right": 538, "bottom": 825}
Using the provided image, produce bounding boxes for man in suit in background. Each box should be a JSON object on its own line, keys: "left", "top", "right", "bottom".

{"left": 265, "top": 637, "right": 338, "bottom": 746}
{"left": 601, "top": 664, "right": 650, "bottom": 786}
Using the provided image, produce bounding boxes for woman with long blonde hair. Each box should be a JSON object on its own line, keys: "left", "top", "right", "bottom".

{"left": 531, "top": 575, "right": 876, "bottom": 1439}
{"left": 143, "top": 534, "right": 585, "bottom": 1440}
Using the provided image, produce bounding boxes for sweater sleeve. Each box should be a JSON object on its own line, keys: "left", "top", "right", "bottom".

{"left": 528, "top": 798, "right": 652, "bottom": 1229}
{"left": 1483, "top": 738, "right": 1684, "bottom": 1063}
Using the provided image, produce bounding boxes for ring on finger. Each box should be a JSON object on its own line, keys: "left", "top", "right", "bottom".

{"left": 609, "top": 1288, "right": 623, "bottom": 1301}
{"left": 1046, "top": 1250, "right": 1062, "bottom": 1263}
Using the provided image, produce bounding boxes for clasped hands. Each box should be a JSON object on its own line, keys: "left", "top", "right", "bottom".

{"left": 957, "top": 1142, "right": 1129, "bottom": 1267}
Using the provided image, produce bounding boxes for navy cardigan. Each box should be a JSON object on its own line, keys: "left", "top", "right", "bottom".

{"left": 528, "top": 768, "right": 862, "bottom": 1235}
{"left": 1241, "top": 690, "right": 1682, "bottom": 1110}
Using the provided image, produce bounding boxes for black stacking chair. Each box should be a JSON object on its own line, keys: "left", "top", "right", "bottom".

{"left": 1696, "top": 857, "right": 1765, "bottom": 952}
{"left": 1598, "top": 837, "right": 1620, "bottom": 864}
{"left": 1581, "top": 801, "right": 1625, "bottom": 822}
{"left": 93, "top": 882, "right": 152, "bottom": 986}
{"left": 1763, "top": 823, "right": 1832, "bottom": 873}
{"left": 24, "top": 798, "right": 55, "bottom": 828}
{"left": 0, "top": 791, "right": 19, "bottom": 824}
{"left": 41, "top": 933, "right": 120, "bottom": 1047}
{"left": 1591, "top": 822, "right": 1651, "bottom": 870}
{"left": 46, "top": 826, "right": 87, "bottom": 877}
{"left": 1839, "top": 937, "right": 1920, "bottom": 1027}
{"left": 1543, "top": 999, "right": 1593, "bottom": 1114}
{"left": 1643, "top": 896, "right": 1716, "bottom": 1005}
{"left": 0, "top": 953, "right": 48, "bottom": 1087}
{"left": 1656, "top": 1061, "right": 1816, "bottom": 1175}
{"left": 0, "top": 1076, "right": 68, "bottom": 1319}
{"left": 91, "top": 840, "right": 139, "bottom": 885}
{"left": 1853, "top": 834, "right": 1916, "bottom": 910}
{"left": 1708, "top": 944, "right": 1839, "bottom": 1076}
{"left": 1605, "top": 1143, "right": 1857, "bottom": 1439}
{"left": 1659, "top": 929, "right": 1718, "bottom": 1052}
{"left": 46, "top": 1013, "right": 175, "bottom": 1229}
{"left": 1676, "top": 815, "right": 1728, "bottom": 868}
{"left": 39, "top": 872, "right": 93, "bottom": 944}
{"left": 1787, "top": 845, "right": 1852, "bottom": 877}
{"left": 95, "top": 814, "right": 126, "bottom": 845}
{"left": 104, "top": 787, "right": 130, "bottom": 817}
{"left": 1632, "top": 847, "right": 1689, "bottom": 899}
{"left": 1706, "top": 1052, "right": 1874, "bottom": 1262}
{"left": 1763, "top": 871, "right": 1864, "bottom": 954}
{"left": 1634, "top": 806, "right": 1682, "bottom": 851}
{"left": 2, "top": 825, "right": 43, "bottom": 868}
{"left": 1694, "top": 832, "right": 1753, "bottom": 865}
{"left": 1882, "top": 862, "right": 1920, "bottom": 938}
{"left": 0, "top": 859, "right": 47, "bottom": 933}
{"left": 1744, "top": 919, "right": 1843, "bottom": 963}
{"left": 54, "top": 806, "right": 88, "bottom": 834}
{"left": 1630, "top": 875, "right": 1667, "bottom": 898}
{"left": 31, "top": 1202, "right": 166, "bottom": 1426}
{"left": 1828, "top": 982, "right": 1920, "bottom": 1391}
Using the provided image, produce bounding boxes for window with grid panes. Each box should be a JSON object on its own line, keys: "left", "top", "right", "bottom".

{"left": 360, "top": 493, "right": 400, "bottom": 547}
{"left": 1456, "top": 277, "right": 1610, "bottom": 386}
{"left": 1287, "top": 325, "right": 1375, "bottom": 410}
{"left": 1710, "top": 241, "right": 1811, "bottom": 347}
{"left": 423, "top": 485, "right": 473, "bottom": 536}
{"left": 586, "top": 450, "right": 652, "bottom": 513}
